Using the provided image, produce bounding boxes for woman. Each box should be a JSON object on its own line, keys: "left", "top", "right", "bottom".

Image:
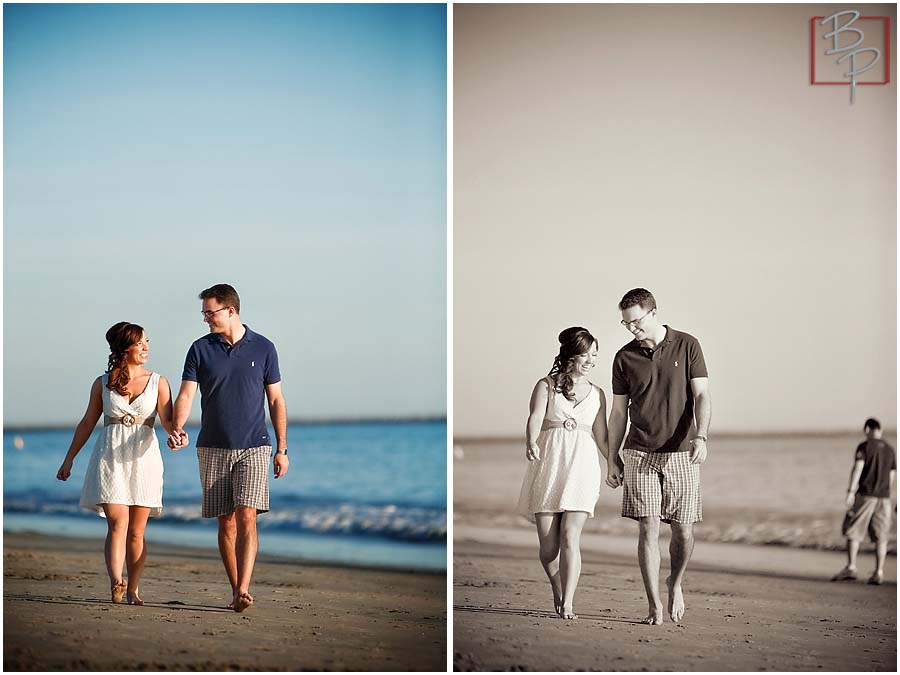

{"left": 516, "top": 326, "right": 610, "bottom": 620}
{"left": 57, "top": 322, "right": 176, "bottom": 605}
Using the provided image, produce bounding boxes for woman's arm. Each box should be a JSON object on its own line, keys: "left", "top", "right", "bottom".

{"left": 525, "top": 378, "right": 550, "bottom": 460}
{"left": 156, "top": 375, "right": 176, "bottom": 436}
{"left": 57, "top": 377, "right": 104, "bottom": 481}
{"left": 592, "top": 386, "right": 610, "bottom": 461}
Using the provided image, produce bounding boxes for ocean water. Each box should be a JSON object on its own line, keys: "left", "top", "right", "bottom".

{"left": 4, "top": 421, "right": 447, "bottom": 570}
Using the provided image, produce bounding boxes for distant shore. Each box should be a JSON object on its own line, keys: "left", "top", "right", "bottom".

{"left": 4, "top": 532, "right": 446, "bottom": 671}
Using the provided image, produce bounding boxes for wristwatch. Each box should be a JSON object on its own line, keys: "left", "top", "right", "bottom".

{"left": 275, "top": 448, "right": 288, "bottom": 456}
{"left": 693, "top": 435, "right": 707, "bottom": 443}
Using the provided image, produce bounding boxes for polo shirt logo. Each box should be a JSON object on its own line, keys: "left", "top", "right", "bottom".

{"left": 675, "top": 361, "right": 678, "bottom": 367}
{"left": 251, "top": 361, "right": 255, "bottom": 367}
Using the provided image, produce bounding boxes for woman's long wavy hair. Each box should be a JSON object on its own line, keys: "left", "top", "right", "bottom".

{"left": 105, "top": 322, "right": 145, "bottom": 396}
{"left": 548, "top": 327, "right": 597, "bottom": 401}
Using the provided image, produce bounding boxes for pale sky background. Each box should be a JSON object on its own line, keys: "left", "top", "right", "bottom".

{"left": 454, "top": 3, "right": 897, "bottom": 437}
{"left": 4, "top": 3, "right": 447, "bottom": 427}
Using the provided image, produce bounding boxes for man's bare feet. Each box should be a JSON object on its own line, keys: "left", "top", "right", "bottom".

{"left": 127, "top": 591, "right": 144, "bottom": 606}
{"left": 233, "top": 592, "right": 254, "bottom": 612}
{"left": 831, "top": 566, "right": 858, "bottom": 581}
{"left": 641, "top": 605, "right": 664, "bottom": 625}
{"left": 560, "top": 605, "right": 577, "bottom": 620}
{"left": 111, "top": 580, "right": 128, "bottom": 604}
{"left": 667, "top": 576, "right": 686, "bottom": 623}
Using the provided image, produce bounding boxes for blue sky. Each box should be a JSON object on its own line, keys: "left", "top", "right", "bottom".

{"left": 4, "top": 3, "right": 447, "bottom": 426}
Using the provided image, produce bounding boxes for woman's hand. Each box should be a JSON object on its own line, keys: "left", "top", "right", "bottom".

{"left": 525, "top": 443, "right": 540, "bottom": 461}
{"left": 56, "top": 460, "right": 73, "bottom": 481}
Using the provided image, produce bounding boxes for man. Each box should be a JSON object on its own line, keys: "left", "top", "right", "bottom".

{"left": 169, "top": 283, "right": 289, "bottom": 612}
{"left": 606, "top": 288, "right": 710, "bottom": 625}
{"left": 831, "top": 418, "right": 896, "bottom": 585}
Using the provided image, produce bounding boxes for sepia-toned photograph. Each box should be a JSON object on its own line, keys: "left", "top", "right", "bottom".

{"left": 453, "top": 3, "right": 896, "bottom": 672}
{"left": 3, "top": 3, "right": 447, "bottom": 671}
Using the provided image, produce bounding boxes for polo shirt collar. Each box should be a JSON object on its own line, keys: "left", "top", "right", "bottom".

{"left": 208, "top": 324, "right": 255, "bottom": 346}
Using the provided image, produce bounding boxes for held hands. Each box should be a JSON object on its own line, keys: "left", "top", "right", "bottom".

{"left": 689, "top": 438, "right": 708, "bottom": 464}
{"left": 56, "top": 460, "right": 73, "bottom": 481}
{"left": 167, "top": 428, "right": 189, "bottom": 451}
{"left": 525, "top": 443, "right": 540, "bottom": 462}
{"left": 606, "top": 458, "right": 623, "bottom": 489}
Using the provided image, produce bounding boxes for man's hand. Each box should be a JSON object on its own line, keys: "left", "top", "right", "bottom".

{"left": 689, "top": 438, "right": 708, "bottom": 464}
{"left": 606, "top": 458, "right": 623, "bottom": 488}
{"left": 167, "top": 428, "right": 189, "bottom": 451}
{"left": 274, "top": 452, "right": 289, "bottom": 479}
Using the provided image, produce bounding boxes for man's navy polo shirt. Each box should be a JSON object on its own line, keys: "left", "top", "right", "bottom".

{"left": 182, "top": 325, "right": 281, "bottom": 450}
{"left": 612, "top": 326, "right": 708, "bottom": 453}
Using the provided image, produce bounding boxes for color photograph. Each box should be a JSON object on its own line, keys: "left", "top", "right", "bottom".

{"left": 453, "top": 3, "right": 896, "bottom": 671}
{"left": 4, "top": 3, "right": 447, "bottom": 671}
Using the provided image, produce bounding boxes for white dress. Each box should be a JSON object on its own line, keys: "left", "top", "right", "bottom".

{"left": 80, "top": 372, "right": 164, "bottom": 517}
{"left": 517, "top": 378, "right": 603, "bottom": 522}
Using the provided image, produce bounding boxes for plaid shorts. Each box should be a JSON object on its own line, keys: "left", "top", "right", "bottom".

{"left": 621, "top": 447, "right": 702, "bottom": 524}
{"left": 197, "top": 446, "right": 272, "bottom": 518}
{"left": 842, "top": 495, "right": 893, "bottom": 543}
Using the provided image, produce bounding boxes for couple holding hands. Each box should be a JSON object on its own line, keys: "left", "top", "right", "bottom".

{"left": 56, "top": 284, "right": 289, "bottom": 611}
{"left": 518, "top": 287, "right": 711, "bottom": 625}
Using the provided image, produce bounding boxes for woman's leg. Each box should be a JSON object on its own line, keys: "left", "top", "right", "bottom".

{"left": 534, "top": 513, "right": 563, "bottom": 615}
{"left": 101, "top": 503, "right": 129, "bottom": 602}
{"left": 559, "top": 511, "right": 589, "bottom": 619}
{"left": 125, "top": 506, "right": 151, "bottom": 605}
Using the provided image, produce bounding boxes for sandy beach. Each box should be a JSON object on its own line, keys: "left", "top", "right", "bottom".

{"left": 454, "top": 438, "right": 897, "bottom": 671}
{"left": 4, "top": 532, "right": 446, "bottom": 671}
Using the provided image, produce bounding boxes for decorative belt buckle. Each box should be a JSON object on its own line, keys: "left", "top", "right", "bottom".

{"left": 121, "top": 414, "right": 136, "bottom": 426}
{"left": 563, "top": 418, "right": 577, "bottom": 431}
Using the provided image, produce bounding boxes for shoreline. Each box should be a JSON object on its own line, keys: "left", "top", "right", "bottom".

{"left": 4, "top": 532, "right": 446, "bottom": 671}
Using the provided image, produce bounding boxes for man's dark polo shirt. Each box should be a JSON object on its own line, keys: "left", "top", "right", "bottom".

{"left": 855, "top": 439, "right": 896, "bottom": 498}
{"left": 612, "top": 326, "right": 708, "bottom": 453}
{"left": 182, "top": 325, "right": 281, "bottom": 450}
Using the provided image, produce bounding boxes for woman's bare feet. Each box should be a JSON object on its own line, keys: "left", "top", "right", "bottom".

{"left": 560, "top": 605, "right": 577, "bottom": 620}
{"left": 233, "top": 592, "right": 254, "bottom": 613}
{"left": 641, "top": 604, "right": 664, "bottom": 625}
{"left": 111, "top": 580, "right": 128, "bottom": 604}
{"left": 127, "top": 590, "right": 144, "bottom": 606}
{"left": 550, "top": 572, "right": 563, "bottom": 617}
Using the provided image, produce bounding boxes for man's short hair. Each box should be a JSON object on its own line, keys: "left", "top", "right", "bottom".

{"left": 619, "top": 288, "right": 657, "bottom": 312}
{"left": 864, "top": 417, "right": 881, "bottom": 432}
{"left": 199, "top": 283, "right": 241, "bottom": 314}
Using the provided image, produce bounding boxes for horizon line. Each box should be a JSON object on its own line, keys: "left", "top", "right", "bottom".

{"left": 454, "top": 429, "right": 897, "bottom": 443}
{"left": 3, "top": 415, "right": 447, "bottom": 433}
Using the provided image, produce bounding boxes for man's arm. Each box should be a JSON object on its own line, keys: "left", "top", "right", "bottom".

{"left": 169, "top": 380, "right": 198, "bottom": 449}
{"left": 606, "top": 394, "right": 629, "bottom": 487}
{"left": 266, "top": 382, "right": 289, "bottom": 478}
{"left": 845, "top": 458, "right": 865, "bottom": 508}
{"left": 525, "top": 379, "right": 550, "bottom": 461}
{"left": 689, "top": 377, "right": 711, "bottom": 464}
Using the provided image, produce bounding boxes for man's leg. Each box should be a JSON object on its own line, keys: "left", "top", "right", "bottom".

{"left": 233, "top": 505, "right": 259, "bottom": 610}
{"left": 667, "top": 522, "right": 694, "bottom": 622}
{"left": 218, "top": 512, "right": 239, "bottom": 606}
{"left": 637, "top": 516, "right": 663, "bottom": 625}
{"left": 847, "top": 538, "right": 861, "bottom": 571}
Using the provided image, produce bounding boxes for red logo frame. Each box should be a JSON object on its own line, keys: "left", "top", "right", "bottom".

{"left": 810, "top": 16, "right": 891, "bottom": 85}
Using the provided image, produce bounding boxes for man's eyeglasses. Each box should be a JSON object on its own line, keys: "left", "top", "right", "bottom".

{"left": 201, "top": 307, "right": 230, "bottom": 320}
{"left": 620, "top": 308, "right": 654, "bottom": 329}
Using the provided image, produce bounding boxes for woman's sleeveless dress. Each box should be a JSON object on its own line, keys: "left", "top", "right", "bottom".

{"left": 517, "top": 379, "right": 603, "bottom": 522}
{"left": 80, "top": 372, "right": 164, "bottom": 517}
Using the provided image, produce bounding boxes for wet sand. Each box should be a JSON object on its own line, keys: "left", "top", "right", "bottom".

{"left": 453, "top": 531, "right": 896, "bottom": 672}
{"left": 4, "top": 532, "right": 446, "bottom": 671}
